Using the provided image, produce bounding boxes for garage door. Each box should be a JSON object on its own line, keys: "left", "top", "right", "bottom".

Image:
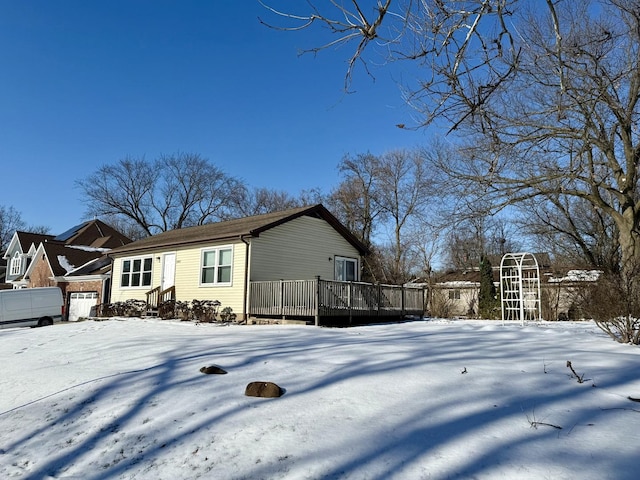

{"left": 68, "top": 292, "right": 99, "bottom": 321}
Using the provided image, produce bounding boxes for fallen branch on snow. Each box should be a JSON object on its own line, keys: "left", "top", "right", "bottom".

{"left": 529, "top": 421, "right": 563, "bottom": 430}
{"left": 601, "top": 407, "right": 640, "bottom": 413}
{"left": 525, "top": 409, "right": 563, "bottom": 430}
{"left": 566, "top": 360, "right": 585, "bottom": 383}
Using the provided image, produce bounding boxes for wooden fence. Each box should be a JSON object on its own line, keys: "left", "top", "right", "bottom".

{"left": 249, "top": 278, "right": 425, "bottom": 325}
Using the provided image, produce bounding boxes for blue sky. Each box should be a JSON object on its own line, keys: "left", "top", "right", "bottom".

{"left": 0, "top": 1, "right": 431, "bottom": 234}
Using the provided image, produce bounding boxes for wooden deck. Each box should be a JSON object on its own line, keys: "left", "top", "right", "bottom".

{"left": 249, "top": 279, "right": 425, "bottom": 325}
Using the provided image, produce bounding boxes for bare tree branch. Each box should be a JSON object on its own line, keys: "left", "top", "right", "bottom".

{"left": 259, "top": 0, "right": 395, "bottom": 90}
{"left": 76, "top": 153, "right": 245, "bottom": 236}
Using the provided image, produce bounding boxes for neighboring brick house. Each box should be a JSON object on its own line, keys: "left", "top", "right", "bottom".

{"left": 3, "top": 231, "right": 55, "bottom": 287}
{"left": 3, "top": 220, "right": 131, "bottom": 321}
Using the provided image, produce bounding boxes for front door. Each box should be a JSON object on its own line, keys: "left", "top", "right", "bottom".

{"left": 161, "top": 253, "right": 176, "bottom": 291}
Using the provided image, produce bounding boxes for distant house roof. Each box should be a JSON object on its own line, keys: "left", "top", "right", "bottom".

{"left": 68, "top": 255, "right": 112, "bottom": 276}
{"left": 16, "top": 231, "right": 55, "bottom": 252}
{"left": 434, "top": 264, "right": 602, "bottom": 286}
{"left": 53, "top": 219, "right": 131, "bottom": 249}
{"left": 108, "top": 204, "right": 368, "bottom": 256}
{"left": 33, "top": 242, "right": 111, "bottom": 277}
{"left": 434, "top": 269, "right": 495, "bottom": 285}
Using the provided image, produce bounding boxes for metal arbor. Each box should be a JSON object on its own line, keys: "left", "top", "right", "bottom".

{"left": 500, "top": 252, "right": 542, "bottom": 325}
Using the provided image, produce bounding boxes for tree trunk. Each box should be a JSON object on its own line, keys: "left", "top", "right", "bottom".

{"left": 616, "top": 207, "right": 640, "bottom": 280}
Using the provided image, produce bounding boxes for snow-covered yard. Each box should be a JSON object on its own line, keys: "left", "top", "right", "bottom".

{"left": 1, "top": 318, "right": 639, "bottom": 479}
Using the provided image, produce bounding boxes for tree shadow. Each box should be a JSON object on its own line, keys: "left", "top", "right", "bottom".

{"left": 0, "top": 320, "right": 638, "bottom": 479}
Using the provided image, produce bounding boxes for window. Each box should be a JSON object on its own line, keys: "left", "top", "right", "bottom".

{"left": 201, "top": 246, "right": 233, "bottom": 285}
{"left": 335, "top": 256, "right": 358, "bottom": 282}
{"left": 9, "top": 253, "right": 21, "bottom": 276}
{"left": 120, "top": 257, "right": 153, "bottom": 287}
{"left": 448, "top": 289, "right": 461, "bottom": 300}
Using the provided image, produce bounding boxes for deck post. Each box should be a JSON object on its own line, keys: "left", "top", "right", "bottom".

{"left": 348, "top": 281, "right": 353, "bottom": 325}
{"left": 279, "top": 279, "right": 284, "bottom": 319}
{"left": 314, "top": 276, "right": 320, "bottom": 326}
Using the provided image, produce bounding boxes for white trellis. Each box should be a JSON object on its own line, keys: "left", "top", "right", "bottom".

{"left": 500, "top": 252, "right": 542, "bottom": 325}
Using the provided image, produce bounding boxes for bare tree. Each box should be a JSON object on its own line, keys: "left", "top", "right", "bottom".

{"left": 0, "top": 205, "right": 26, "bottom": 253}
{"left": 518, "top": 195, "right": 621, "bottom": 273}
{"left": 76, "top": 153, "right": 245, "bottom": 236}
{"left": 263, "top": 0, "right": 640, "bottom": 282}
{"left": 234, "top": 187, "right": 304, "bottom": 217}
{"left": 444, "top": 215, "right": 520, "bottom": 270}
{"left": 0, "top": 206, "right": 50, "bottom": 253}
{"left": 259, "top": 0, "right": 394, "bottom": 90}
{"left": 327, "top": 152, "right": 386, "bottom": 249}
{"left": 157, "top": 153, "right": 244, "bottom": 227}
{"left": 376, "top": 149, "right": 433, "bottom": 282}
{"left": 328, "top": 149, "right": 435, "bottom": 283}
{"left": 260, "top": 0, "right": 518, "bottom": 122}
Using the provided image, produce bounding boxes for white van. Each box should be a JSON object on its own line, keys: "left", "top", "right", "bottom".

{"left": 0, "top": 287, "right": 64, "bottom": 329}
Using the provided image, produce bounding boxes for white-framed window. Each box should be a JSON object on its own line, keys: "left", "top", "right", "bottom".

{"left": 335, "top": 256, "right": 358, "bottom": 282}
{"left": 9, "top": 252, "right": 21, "bottom": 276}
{"left": 201, "top": 246, "right": 233, "bottom": 286}
{"left": 120, "top": 256, "right": 153, "bottom": 288}
{"left": 448, "top": 289, "right": 461, "bottom": 300}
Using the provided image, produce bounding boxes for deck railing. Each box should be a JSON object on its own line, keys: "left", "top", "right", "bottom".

{"left": 249, "top": 278, "right": 425, "bottom": 325}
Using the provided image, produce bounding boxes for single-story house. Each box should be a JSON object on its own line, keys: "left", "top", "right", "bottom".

{"left": 107, "top": 204, "right": 426, "bottom": 324}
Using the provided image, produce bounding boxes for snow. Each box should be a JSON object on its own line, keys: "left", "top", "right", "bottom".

{"left": 1, "top": 318, "right": 639, "bottom": 479}
{"left": 66, "top": 246, "right": 111, "bottom": 253}
{"left": 440, "top": 280, "right": 478, "bottom": 287}
{"left": 56, "top": 255, "right": 75, "bottom": 274}
{"left": 548, "top": 270, "right": 603, "bottom": 283}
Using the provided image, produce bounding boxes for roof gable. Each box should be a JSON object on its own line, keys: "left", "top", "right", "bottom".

{"left": 2, "top": 231, "right": 55, "bottom": 259}
{"left": 25, "top": 241, "right": 111, "bottom": 278}
{"left": 108, "top": 205, "right": 368, "bottom": 256}
{"left": 54, "top": 219, "right": 131, "bottom": 248}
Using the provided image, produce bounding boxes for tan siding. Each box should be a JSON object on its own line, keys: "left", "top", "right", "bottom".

{"left": 110, "top": 241, "right": 247, "bottom": 316}
{"left": 109, "top": 253, "right": 160, "bottom": 303}
{"left": 250, "top": 216, "right": 360, "bottom": 281}
{"left": 172, "top": 241, "right": 247, "bottom": 314}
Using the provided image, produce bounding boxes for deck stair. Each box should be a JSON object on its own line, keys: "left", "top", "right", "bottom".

{"left": 145, "top": 286, "right": 176, "bottom": 317}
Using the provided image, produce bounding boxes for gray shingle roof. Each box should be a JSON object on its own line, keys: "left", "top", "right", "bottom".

{"left": 108, "top": 204, "right": 368, "bottom": 256}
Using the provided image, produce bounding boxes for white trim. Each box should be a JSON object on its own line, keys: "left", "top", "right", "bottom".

{"left": 2, "top": 232, "right": 22, "bottom": 260}
{"left": 119, "top": 255, "right": 154, "bottom": 289}
{"left": 53, "top": 274, "right": 110, "bottom": 283}
{"left": 334, "top": 255, "right": 359, "bottom": 282}
{"left": 9, "top": 252, "right": 22, "bottom": 276}
{"left": 22, "top": 243, "right": 48, "bottom": 281}
{"left": 199, "top": 245, "right": 233, "bottom": 287}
